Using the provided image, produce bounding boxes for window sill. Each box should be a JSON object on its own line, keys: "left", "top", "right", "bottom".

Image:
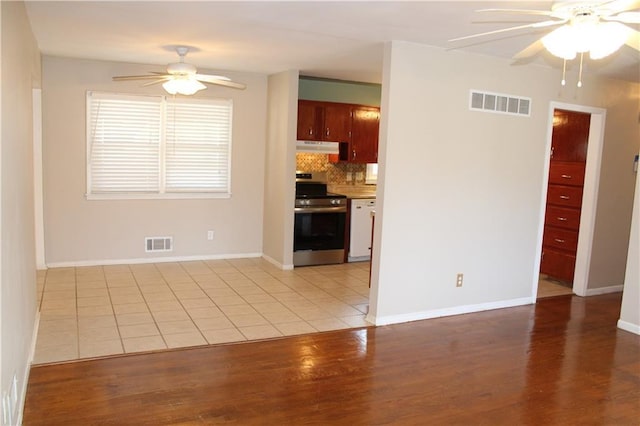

{"left": 86, "top": 192, "right": 232, "bottom": 201}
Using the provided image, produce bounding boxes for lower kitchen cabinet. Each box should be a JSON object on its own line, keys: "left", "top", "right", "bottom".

{"left": 541, "top": 247, "right": 577, "bottom": 283}
{"left": 349, "top": 199, "right": 376, "bottom": 261}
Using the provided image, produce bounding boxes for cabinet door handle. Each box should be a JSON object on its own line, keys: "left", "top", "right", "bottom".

{"left": 353, "top": 150, "right": 356, "bottom": 160}
{"left": 559, "top": 195, "right": 570, "bottom": 200}
{"left": 326, "top": 128, "right": 330, "bottom": 137}
{"left": 554, "top": 238, "right": 565, "bottom": 243}
{"left": 308, "top": 128, "right": 313, "bottom": 136}
{"left": 557, "top": 217, "right": 568, "bottom": 221}
{"left": 561, "top": 174, "right": 572, "bottom": 179}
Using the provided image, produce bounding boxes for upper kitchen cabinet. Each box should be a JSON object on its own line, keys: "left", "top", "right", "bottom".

{"left": 297, "top": 101, "right": 320, "bottom": 140}
{"left": 550, "top": 109, "right": 590, "bottom": 162}
{"left": 297, "top": 100, "right": 352, "bottom": 143}
{"left": 347, "top": 106, "right": 380, "bottom": 163}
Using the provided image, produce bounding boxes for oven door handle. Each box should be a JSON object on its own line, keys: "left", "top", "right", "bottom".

{"left": 294, "top": 206, "right": 347, "bottom": 214}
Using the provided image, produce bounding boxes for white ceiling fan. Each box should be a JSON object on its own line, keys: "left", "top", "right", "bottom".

{"left": 450, "top": 0, "right": 640, "bottom": 84}
{"left": 113, "top": 46, "right": 246, "bottom": 95}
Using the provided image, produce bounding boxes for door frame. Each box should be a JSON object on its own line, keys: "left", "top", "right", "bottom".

{"left": 536, "top": 101, "right": 607, "bottom": 297}
{"left": 33, "top": 88, "right": 46, "bottom": 269}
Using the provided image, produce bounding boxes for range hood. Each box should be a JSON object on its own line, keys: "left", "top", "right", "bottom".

{"left": 296, "top": 140, "right": 339, "bottom": 154}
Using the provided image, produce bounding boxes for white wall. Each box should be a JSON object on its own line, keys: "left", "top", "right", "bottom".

{"left": 262, "top": 71, "right": 298, "bottom": 269}
{"left": 618, "top": 167, "right": 639, "bottom": 334}
{"left": 1, "top": 1, "right": 41, "bottom": 423}
{"left": 587, "top": 87, "right": 640, "bottom": 289}
{"left": 369, "top": 41, "right": 639, "bottom": 325}
{"left": 42, "top": 56, "right": 268, "bottom": 265}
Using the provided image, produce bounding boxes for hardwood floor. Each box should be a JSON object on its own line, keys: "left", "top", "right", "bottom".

{"left": 23, "top": 293, "right": 639, "bottom": 425}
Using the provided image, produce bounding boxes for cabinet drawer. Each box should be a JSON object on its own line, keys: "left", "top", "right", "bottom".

{"left": 541, "top": 248, "right": 576, "bottom": 283}
{"left": 546, "top": 185, "right": 583, "bottom": 208}
{"left": 549, "top": 162, "right": 585, "bottom": 186}
{"left": 545, "top": 205, "right": 581, "bottom": 230}
{"left": 543, "top": 226, "right": 578, "bottom": 253}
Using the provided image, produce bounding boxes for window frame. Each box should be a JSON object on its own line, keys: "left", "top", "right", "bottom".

{"left": 85, "top": 91, "right": 233, "bottom": 200}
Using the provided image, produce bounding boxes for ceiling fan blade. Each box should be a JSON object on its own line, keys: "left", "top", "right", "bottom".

{"left": 513, "top": 39, "right": 546, "bottom": 60}
{"left": 449, "top": 19, "right": 565, "bottom": 42}
{"left": 196, "top": 74, "right": 246, "bottom": 90}
{"left": 624, "top": 29, "right": 640, "bottom": 51}
{"left": 112, "top": 74, "right": 170, "bottom": 81}
{"left": 477, "top": 8, "right": 556, "bottom": 16}
{"left": 195, "top": 73, "right": 231, "bottom": 82}
{"left": 142, "top": 78, "right": 171, "bottom": 87}
{"left": 477, "top": 8, "right": 572, "bottom": 20}
{"left": 597, "top": 0, "right": 640, "bottom": 14}
{"left": 604, "top": 11, "right": 640, "bottom": 23}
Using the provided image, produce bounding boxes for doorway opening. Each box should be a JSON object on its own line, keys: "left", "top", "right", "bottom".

{"left": 536, "top": 102, "right": 606, "bottom": 299}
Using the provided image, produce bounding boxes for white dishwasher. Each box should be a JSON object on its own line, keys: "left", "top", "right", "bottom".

{"left": 349, "top": 199, "right": 376, "bottom": 262}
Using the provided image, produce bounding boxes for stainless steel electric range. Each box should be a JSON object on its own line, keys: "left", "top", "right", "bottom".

{"left": 293, "top": 171, "right": 347, "bottom": 267}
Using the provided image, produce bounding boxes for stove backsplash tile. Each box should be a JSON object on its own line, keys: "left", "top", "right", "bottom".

{"left": 296, "top": 153, "right": 367, "bottom": 184}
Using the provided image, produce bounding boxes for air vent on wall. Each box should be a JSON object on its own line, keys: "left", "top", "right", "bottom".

{"left": 145, "top": 236, "right": 173, "bottom": 253}
{"left": 470, "top": 90, "right": 531, "bottom": 117}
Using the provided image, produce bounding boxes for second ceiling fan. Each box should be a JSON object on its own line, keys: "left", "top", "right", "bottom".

{"left": 451, "top": 0, "right": 640, "bottom": 61}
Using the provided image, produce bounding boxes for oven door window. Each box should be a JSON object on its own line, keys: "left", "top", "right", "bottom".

{"left": 294, "top": 211, "right": 346, "bottom": 251}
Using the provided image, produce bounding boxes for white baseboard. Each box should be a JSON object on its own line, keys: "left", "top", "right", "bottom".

{"left": 368, "top": 296, "right": 535, "bottom": 326}
{"left": 348, "top": 255, "right": 371, "bottom": 263}
{"left": 617, "top": 319, "right": 640, "bottom": 335}
{"left": 28, "top": 311, "right": 40, "bottom": 365}
{"left": 585, "top": 285, "right": 623, "bottom": 296}
{"left": 261, "top": 254, "right": 294, "bottom": 271}
{"left": 45, "top": 252, "right": 263, "bottom": 268}
{"left": 16, "top": 311, "right": 40, "bottom": 425}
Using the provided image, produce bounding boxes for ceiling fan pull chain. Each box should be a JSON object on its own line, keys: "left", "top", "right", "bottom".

{"left": 561, "top": 59, "right": 567, "bottom": 86}
{"left": 577, "top": 53, "right": 584, "bottom": 88}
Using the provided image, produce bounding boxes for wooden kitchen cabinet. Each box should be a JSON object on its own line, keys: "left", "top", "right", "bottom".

{"left": 540, "top": 109, "right": 590, "bottom": 284}
{"left": 549, "top": 109, "right": 590, "bottom": 162}
{"left": 323, "top": 104, "right": 352, "bottom": 143}
{"left": 296, "top": 99, "right": 380, "bottom": 164}
{"left": 297, "top": 101, "right": 320, "bottom": 140}
{"left": 296, "top": 100, "right": 351, "bottom": 143}
{"left": 346, "top": 107, "right": 380, "bottom": 163}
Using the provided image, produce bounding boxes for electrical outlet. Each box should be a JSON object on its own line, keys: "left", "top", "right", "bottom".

{"left": 207, "top": 230, "right": 214, "bottom": 240}
{"left": 456, "top": 273, "right": 464, "bottom": 287}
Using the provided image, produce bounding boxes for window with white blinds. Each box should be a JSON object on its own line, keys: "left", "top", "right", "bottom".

{"left": 86, "top": 92, "right": 232, "bottom": 199}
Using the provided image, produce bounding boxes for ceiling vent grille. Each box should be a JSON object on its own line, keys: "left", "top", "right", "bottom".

{"left": 470, "top": 90, "right": 531, "bottom": 117}
{"left": 145, "top": 236, "right": 173, "bottom": 253}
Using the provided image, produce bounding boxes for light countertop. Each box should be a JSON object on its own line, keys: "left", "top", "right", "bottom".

{"left": 329, "top": 184, "right": 377, "bottom": 199}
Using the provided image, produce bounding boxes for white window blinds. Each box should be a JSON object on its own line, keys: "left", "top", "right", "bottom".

{"left": 88, "top": 93, "right": 161, "bottom": 193}
{"left": 86, "top": 92, "right": 232, "bottom": 198}
{"left": 165, "top": 98, "right": 232, "bottom": 192}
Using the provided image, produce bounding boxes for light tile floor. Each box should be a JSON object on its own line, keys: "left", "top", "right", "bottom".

{"left": 34, "top": 258, "right": 371, "bottom": 365}
{"left": 537, "top": 275, "right": 573, "bottom": 299}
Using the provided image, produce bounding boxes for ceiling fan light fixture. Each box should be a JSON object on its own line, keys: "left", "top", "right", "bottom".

{"left": 542, "top": 20, "right": 631, "bottom": 61}
{"left": 542, "top": 26, "right": 578, "bottom": 59}
{"left": 162, "top": 77, "right": 206, "bottom": 95}
{"left": 589, "top": 22, "right": 632, "bottom": 59}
